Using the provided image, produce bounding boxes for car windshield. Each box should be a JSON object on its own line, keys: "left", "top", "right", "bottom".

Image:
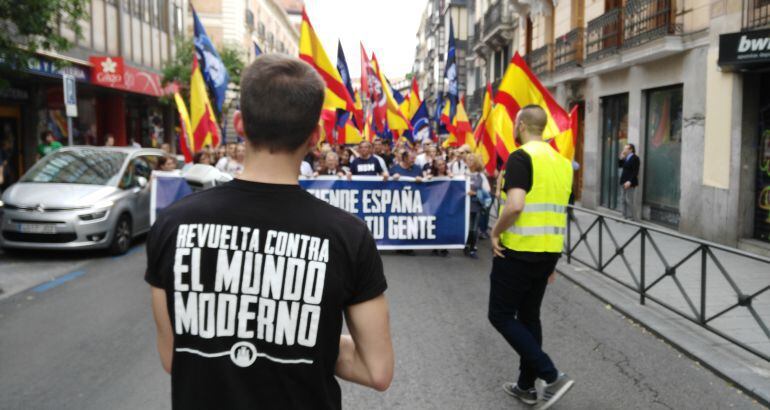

{"left": 21, "top": 149, "right": 127, "bottom": 186}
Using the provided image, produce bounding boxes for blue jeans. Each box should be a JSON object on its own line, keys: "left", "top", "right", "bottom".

{"left": 488, "top": 255, "right": 559, "bottom": 389}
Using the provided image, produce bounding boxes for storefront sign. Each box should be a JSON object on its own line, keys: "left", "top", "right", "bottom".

{"left": 89, "top": 55, "right": 169, "bottom": 97}
{"left": 89, "top": 56, "right": 124, "bottom": 86}
{"left": 718, "top": 29, "right": 770, "bottom": 71}
{"left": 62, "top": 74, "right": 78, "bottom": 117}
{"left": 20, "top": 57, "right": 90, "bottom": 81}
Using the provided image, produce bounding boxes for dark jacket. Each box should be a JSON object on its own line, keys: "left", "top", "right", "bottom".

{"left": 618, "top": 154, "right": 640, "bottom": 187}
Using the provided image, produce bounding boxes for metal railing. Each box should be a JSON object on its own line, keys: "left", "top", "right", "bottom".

{"left": 527, "top": 45, "right": 552, "bottom": 76}
{"left": 623, "top": 0, "right": 675, "bottom": 49}
{"left": 585, "top": 8, "right": 622, "bottom": 61}
{"left": 743, "top": 0, "right": 770, "bottom": 30}
{"left": 484, "top": 0, "right": 507, "bottom": 38}
{"left": 565, "top": 206, "right": 770, "bottom": 361}
{"left": 554, "top": 28, "right": 584, "bottom": 71}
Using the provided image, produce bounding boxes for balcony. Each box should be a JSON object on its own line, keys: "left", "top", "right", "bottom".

{"left": 586, "top": 0, "right": 677, "bottom": 62}
{"left": 482, "top": 1, "right": 516, "bottom": 48}
{"left": 743, "top": 0, "right": 770, "bottom": 30}
{"left": 554, "top": 28, "right": 584, "bottom": 71}
{"left": 623, "top": 0, "right": 676, "bottom": 49}
{"left": 468, "top": 86, "right": 485, "bottom": 114}
{"left": 526, "top": 45, "right": 552, "bottom": 77}
{"left": 585, "top": 8, "right": 622, "bottom": 61}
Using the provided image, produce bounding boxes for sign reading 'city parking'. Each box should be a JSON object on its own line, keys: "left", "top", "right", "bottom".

{"left": 300, "top": 176, "right": 469, "bottom": 250}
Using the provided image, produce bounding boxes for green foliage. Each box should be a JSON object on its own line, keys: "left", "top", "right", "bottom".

{"left": 0, "top": 0, "right": 89, "bottom": 73}
{"left": 161, "top": 37, "right": 245, "bottom": 98}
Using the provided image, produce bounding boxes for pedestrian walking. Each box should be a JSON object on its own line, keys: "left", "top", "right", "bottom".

{"left": 36, "top": 130, "right": 62, "bottom": 161}
{"left": 146, "top": 54, "right": 393, "bottom": 409}
{"left": 489, "top": 105, "right": 575, "bottom": 409}
{"left": 465, "top": 154, "right": 490, "bottom": 259}
{"left": 618, "top": 143, "right": 640, "bottom": 220}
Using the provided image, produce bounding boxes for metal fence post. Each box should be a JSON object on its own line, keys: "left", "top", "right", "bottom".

{"left": 700, "top": 246, "right": 707, "bottom": 324}
{"left": 598, "top": 217, "right": 603, "bottom": 271}
{"left": 639, "top": 228, "right": 647, "bottom": 305}
{"left": 567, "top": 208, "right": 572, "bottom": 264}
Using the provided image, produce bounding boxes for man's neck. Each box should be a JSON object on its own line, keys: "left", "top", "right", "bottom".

{"left": 238, "top": 149, "right": 303, "bottom": 185}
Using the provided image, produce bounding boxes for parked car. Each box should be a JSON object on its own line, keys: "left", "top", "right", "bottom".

{"left": 0, "top": 146, "right": 166, "bottom": 255}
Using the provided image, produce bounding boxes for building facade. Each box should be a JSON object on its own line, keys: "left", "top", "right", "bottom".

{"left": 414, "top": 0, "right": 470, "bottom": 130}
{"left": 459, "top": 0, "right": 770, "bottom": 251}
{"left": 0, "top": 0, "right": 188, "bottom": 188}
{"left": 190, "top": 0, "right": 299, "bottom": 62}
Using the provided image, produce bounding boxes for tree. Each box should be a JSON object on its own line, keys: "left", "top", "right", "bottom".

{"left": 161, "top": 37, "right": 245, "bottom": 102}
{"left": 0, "top": 0, "right": 89, "bottom": 83}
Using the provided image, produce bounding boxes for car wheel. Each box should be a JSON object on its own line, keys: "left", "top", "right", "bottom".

{"left": 109, "top": 214, "right": 132, "bottom": 255}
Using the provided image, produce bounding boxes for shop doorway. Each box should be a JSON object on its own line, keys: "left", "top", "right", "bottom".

{"left": 0, "top": 105, "right": 22, "bottom": 190}
{"left": 643, "top": 85, "right": 683, "bottom": 227}
{"left": 755, "top": 75, "right": 770, "bottom": 242}
{"left": 600, "top": 93, "right": 628, "bottom": 210}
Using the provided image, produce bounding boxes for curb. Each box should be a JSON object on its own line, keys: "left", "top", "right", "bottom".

{"left": 556, "top": 261, "right": 770, "bottom": 408}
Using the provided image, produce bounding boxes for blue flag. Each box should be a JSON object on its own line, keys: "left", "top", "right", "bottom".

{"left": 404, "top": 100, "right": 430, "bottom": 144}
{"left": 193, "top": 8, "right": 230, "bottom": 113}
{"left": 336, "top": 41, "right": 357, "bottom": 130}
{"left": 254, "top": 41, "right": 262, "bottom": 57}
{"left": 443, "top": 20, "right": 458, "bottom": 122}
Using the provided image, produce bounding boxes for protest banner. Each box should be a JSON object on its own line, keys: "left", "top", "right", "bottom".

{"left": 150, "top": 171, "right": 193, "bottom": 224}
{"left": 300, "top": 176, "right": 469, "bottom": 249}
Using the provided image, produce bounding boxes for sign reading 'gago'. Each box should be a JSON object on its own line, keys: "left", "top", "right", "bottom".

{"left": 300, "top": 176, "right": 469, "bottom": 250}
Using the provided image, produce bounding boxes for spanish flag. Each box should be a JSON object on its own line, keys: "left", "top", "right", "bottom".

{"left": 371, "top": 54, "right": 411, "bottom": 133}
{"left": 493, "top": 52, "right": 575, "bottom": 161}
{"left": 337, "top": 114, "right": 364, "bottom": 145}
{"left": 474, "top": 83, "right": 495, "bottom": 175}
{"left": 190, "top": 54, "right": 221, "bottom": 150}
{"left": 174, "top": 91, "right": 194, "bottom": 162}
{"left": 443, "top": 99, "right": 474, "bottom": 149}
{"left": 299, "top": 8, "right": 355, "bottom": 113}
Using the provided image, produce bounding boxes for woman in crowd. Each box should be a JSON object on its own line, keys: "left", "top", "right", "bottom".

{"left": 193, "top": 151, "right": 212, "bottom": 165}
{"left": 424, "top": 157, "right": 452, "bottom": 179}
{"left": 156, "top": 155, "right": 178, "bottom": 172}
{"left": 465, "top": 154, "right": 491, "bottom": 259}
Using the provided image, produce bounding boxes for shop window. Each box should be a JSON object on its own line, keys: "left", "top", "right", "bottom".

{"left": 755, "top": 76, "right": 770, "bottom": 242}
{"left": 600, "top": 93, "right": 629, "bottom": 210}
{"left": 643, "top": 85, "right": 683, "bottom": 226}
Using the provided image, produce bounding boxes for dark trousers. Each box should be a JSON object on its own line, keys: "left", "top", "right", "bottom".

{"left": 466, "top": 211, "right": 480, "bottom": 250}
{"left": 488, "top": 255, "right": 559, "bottom": 389}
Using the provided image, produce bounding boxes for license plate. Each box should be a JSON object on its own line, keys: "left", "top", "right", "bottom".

{"left": 18, "top": 223, "right": 58, "bottom": 234}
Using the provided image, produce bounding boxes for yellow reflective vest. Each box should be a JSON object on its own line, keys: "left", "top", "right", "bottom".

{"left": 499, "top": 140, "right": 573, "bottom": 253}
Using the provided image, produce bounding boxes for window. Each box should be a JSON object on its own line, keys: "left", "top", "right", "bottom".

{"left": 246, "top": 9, "right": 255, "bottom": 28}
{"left": 144, "top": 0, "right": 151, "bottom": 23}
{"left": 600, "top": 93, "right": 629, "bottom": 210}
{"left": 174, "top": 4, "right": 183, "bottom": 35}
{"left": 258, "top": 21, "right": 266, "bottom": 38}
{"left": 643, "top": 85, "right": 683, "bottom": 226}
{"left": 131, "top": 0, "right": 142, "bottom": 17}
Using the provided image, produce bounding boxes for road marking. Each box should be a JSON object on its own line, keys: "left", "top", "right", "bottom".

{"left": 31, "top": 270, "right": 85, "bottom": 293}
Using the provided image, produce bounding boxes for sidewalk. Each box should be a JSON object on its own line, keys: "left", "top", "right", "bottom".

{"left": 559, "top": 208, "right": 770, "bottom": 405}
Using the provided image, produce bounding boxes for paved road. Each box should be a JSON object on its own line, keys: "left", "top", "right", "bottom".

{"left": 0, "top": 242, "right": 763, "bottom": 409}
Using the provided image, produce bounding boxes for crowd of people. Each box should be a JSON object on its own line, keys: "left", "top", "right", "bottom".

{"left": 182, "top": 137, "right": 498, "bottom": 258}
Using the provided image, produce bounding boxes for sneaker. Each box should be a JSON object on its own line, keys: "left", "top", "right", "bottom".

{"left": 468, "top": 250, "right": 479, "bottom": 259}
{"left": 534, "top": 373, "right": 575, "bottom": 410}
{"left": 502, "top": 382, "right": 537, "bottom": 405}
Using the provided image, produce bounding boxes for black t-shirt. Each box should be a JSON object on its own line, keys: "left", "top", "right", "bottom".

{"left": 502, "top": 149, "right": 561, "bottom": 263}
{"left": 145, "top": 179, "right": 387, "bottom": 410}
{"left": 350, "top": 156, "right": 383, "bottom": 175}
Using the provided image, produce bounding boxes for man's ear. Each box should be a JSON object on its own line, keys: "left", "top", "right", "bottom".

{"left": 307, "top": 124, "right": 321, "bottom": 149}
{"left": 233, "top": 110, "right": 245, "bottom": 136}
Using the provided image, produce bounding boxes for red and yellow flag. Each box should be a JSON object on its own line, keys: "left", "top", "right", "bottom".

{"left": 174, "top": 91, "right": 194, "bottom": 162}
{"left": 443, "top": 99, "right": 474, "bottom": 149}
{"left": 299, "top": 9, "right": 355, "bottom": 113}
{"left": 474, "top": 83, "right": 496, "bottom": 175}
{"left": 190, "top": 55, "right": 221, "bottom": 151}
{"left": 371, "top": 54, "right": 411, "bottom": 133}
{"left": 492, "top": 52, "right": 575, "bottom": 161}
{"left": 337, "top": 114, "right": 364, "bottom": 145}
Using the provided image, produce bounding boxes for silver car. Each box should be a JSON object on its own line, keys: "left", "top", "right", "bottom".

{"left": 0, "top": 146, "right": 166, "bottom": 254}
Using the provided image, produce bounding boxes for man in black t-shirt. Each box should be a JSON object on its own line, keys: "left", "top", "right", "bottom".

{"left": 349, "top": 141, "right": 388, "bottom": 177}
{"left": 147, "top": 54, "right": 394, "bottom": 410}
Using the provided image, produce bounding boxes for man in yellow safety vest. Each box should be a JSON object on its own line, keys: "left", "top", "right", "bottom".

{"left": 489, "top": 105, "right": 575, "bottom": 409}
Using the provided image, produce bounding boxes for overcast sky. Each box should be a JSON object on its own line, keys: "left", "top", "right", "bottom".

{"left": 304, "top": 0, "right": 425, "bottom": 80}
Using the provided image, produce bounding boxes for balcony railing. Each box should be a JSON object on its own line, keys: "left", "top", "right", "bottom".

{"left": 527, "top": 45, "right": 552, "bottom": 77}
{"left": 585, "top": 8, "right": 622, "bottom": 61}
{"left": 473, "top": 21, "right": 482, "bottom": 45}
{"left": 743, "top": 0, "right": 770, "bottom": 30}
{"left": 483, "top": 0, "right": 514, "bottom": 38}
{"left": 554, "top": 28, "right": 584, "bottom": 71}
{"left": 623, "top": 0, "right": 675, "bottom": 49}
